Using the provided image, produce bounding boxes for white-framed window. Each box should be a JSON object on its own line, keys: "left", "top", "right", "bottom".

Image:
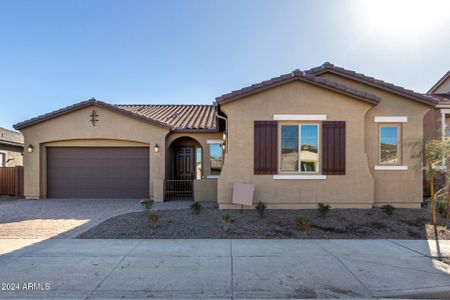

{"left": 209, "top": 143, "right": 223, "bottom": 176}
{"left": 379, "top": 124, "right": 400, "bottom": 164}
{"left": 280, "top": 123, "right": 319, "bottom": 173}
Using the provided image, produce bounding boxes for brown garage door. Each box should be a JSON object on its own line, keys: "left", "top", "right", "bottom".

{"left": 47, "top": 147, "right": 149, "bottom": 198}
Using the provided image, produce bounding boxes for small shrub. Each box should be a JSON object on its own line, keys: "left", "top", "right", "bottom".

{"left": 295, "top": 217, "right": 310, "bottom": 231}
{"left": 140, "top": 199, "right": 154, "bottom": 211}
{"left": 221, "top": 214, "right": 233, "bottom": 232}
{"left": 191, "top": 202, "right": 202, "bottom": 215}
{"left": 317, "top": 203, "right": 331, "bottom": 217}
{"left": 147, "top": 213, "right": 160, "bottom": 228}
{"left": 255, "top": 201, "right": 267, "bottom": 217}
{"left": 382, "top": 204, "right": 395, "bottom": 216}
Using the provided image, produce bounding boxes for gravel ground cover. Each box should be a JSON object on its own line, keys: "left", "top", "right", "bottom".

{"left": 78, "top": 207, "right": 450, "bottom": 239}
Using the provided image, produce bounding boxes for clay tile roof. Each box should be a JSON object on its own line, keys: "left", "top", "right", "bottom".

{"left": 216, "top": 69, "right": 381, "bottom": 105}
{"left": 0, "top": 127, "right": 24, "bottom": 146}
{"left": 306, "top": 62, "right": 438, "bottom": 106}
{"left": 115, "top": 104, "right": 218, "bottom": 131}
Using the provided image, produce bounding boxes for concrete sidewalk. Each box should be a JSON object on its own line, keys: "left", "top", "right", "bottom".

{"left": 0, "top": 239, "right": 449, "bottom": 299}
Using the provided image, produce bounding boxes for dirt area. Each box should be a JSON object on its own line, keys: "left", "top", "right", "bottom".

{"left": 78, "top": 207, "right": 450, "bottom": 239}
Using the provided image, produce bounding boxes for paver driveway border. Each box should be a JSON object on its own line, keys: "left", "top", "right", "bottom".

{"left": 0, "top": 198, "right": 142, "bottom": 238}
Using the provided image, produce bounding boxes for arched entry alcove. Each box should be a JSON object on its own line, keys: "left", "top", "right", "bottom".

{"left": 166, "top": 136, "right": 202, "bottom": 200}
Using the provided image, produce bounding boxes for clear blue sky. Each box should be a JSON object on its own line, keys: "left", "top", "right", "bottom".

{"left": 1, "top": 0, "right": 449, "bottom": 130}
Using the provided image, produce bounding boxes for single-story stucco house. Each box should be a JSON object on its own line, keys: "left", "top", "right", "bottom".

{"left": 14, "top": 62, "right": 444, "bottom": 209}
{"left": 0, "top": 127, "right": 24, "bottom": 167}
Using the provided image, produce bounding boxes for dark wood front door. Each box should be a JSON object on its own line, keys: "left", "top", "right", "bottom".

{"left": 174, "top": 146, "right": 195, "bottom": 180}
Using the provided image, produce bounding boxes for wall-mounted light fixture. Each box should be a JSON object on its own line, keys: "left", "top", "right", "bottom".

{"left": 27, "top": 144, "right": 34, "bottom": 153}
{"left": 221, "top": 143, "right": 226, "bottom": 151}
{"left": 154, "top": 144, "right": 160, "bottom": 153}
{"left": 222, "top": 132, "right": 227, "bottom": 141}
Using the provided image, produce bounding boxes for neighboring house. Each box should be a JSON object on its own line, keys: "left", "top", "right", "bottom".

{"left": 424, "top": 70, "right": 450, "bottom": 140}
{"left": 0, "top": 127, "right": 24, "bottom": 167}
{"left": 14, "top": 62, "right": 438, "bottom": 209}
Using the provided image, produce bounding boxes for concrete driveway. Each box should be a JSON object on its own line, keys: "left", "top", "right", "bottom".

{"left": 0, "top": 239, "right": 450, "bottom": 299}
{"left": 0, "top": 199, "right": 141, "bottom": 238}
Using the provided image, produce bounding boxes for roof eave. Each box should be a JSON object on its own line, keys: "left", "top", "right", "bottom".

{"left": 0, "top": 140, "right": 24, "bottom": 147}
{"left": 13, "top": 99, "right": 172, "bottom": 131}
{"left": 216, "top": 76, "right": 380, "bottom": 106}
{"left": 171, "top": 128, "right": 219, "bottom": 133}
{"left": 310, "top": 68, "right": 438, "bottom": 106}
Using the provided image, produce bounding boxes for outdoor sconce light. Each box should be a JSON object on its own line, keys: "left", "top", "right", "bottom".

{"left": 154, "top": 144, "right": 160, "bottom": 153}
{"left": 222, "top": 132, "right": 227, "bottom": 141}
{"left": 27, "top": 144, "right": 34, "bottom": 153}
{"left": 221, "top": 143, "right": 226, "bottom": 151}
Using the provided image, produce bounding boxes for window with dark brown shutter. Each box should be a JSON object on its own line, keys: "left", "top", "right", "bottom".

{"left": 322, "top": 121, "right": 346, "bottom": 175}
{"left": 254, "top": 121, "right": 278, "bottom": 174}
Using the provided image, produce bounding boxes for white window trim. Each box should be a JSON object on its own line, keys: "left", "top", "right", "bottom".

{"left": 206, "top": 175, "right": 220, "bottom": 179}
{"left": 374, "top": 116, "right": 408, "bottom": 123}
{"left": 274, "top": 114, "right": 326, "bottom": 121}
{"left": 207, "top": 139, "right": 224, "bottom": 144}
{"left": 374, "top": 165, "right": 408, "bottom": 171}
{"left": 273, "top": 174, "right": 327, "bottom": 180}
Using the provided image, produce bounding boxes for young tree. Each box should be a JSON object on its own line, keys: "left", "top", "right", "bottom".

{"left": 411, "top": 137, "right": 450, "bottom": 225}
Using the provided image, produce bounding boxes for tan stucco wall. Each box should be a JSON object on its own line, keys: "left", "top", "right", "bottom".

{"left": 424, "top": 108, "right": 441, "bottom": 140}
{"left": 320, "top": 73, "right": 430, "bottom": 207}
{"left": 20, "top": 105, "right": 169, "bottom": 199}
{"left": 218, "top": 81, "right": 375, "bottom": 209}
{"left": 194, "top": 179, "right": 218, "bottom": 201}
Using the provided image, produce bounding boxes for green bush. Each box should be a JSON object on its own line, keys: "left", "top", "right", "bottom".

{"left": 147, "top": 213, "right": 160, "bottom": 228}
{"left": 295, "top": 217, "right": 310, "bottom": 231}
{"left": 140, "top": 199, "right": 154, "bottom": 211}
{"left": 317, "top": 203, "right": 331, "bottom": 217}
{"left": 221, "top": 214, "right": 233, "bottom": 232}
{"left": 191, "top": 202, "right": 202, "bottom": 215}
{"left": 255, "top": 201, "right": 267, "bottom": 217}
{"left": 382, "top": 204, "right": 396, "bottom": 216}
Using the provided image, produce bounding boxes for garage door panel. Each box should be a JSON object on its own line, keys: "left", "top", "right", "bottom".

{"left": 47, "top": 147, "right": 149, "bottom": 198}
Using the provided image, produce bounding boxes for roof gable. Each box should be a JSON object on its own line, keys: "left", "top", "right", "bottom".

{"left": 13, "top": 99, "right": 171, "bottom": 130}
{"left": 216, "top": 70, "right": 381, "bottom": 105}
{"left": 428, "top": 70, "right": 450, "bottom": 94}
{"left": 306, "top": 62, "right": 437, "bottom": 106}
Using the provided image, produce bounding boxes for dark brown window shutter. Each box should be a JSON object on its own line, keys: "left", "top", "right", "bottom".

{"left": 322, "top": 121, "right": 346, "bottom": 175}
{"left": 254, "top": 121, "right": 278, "bottom": 174}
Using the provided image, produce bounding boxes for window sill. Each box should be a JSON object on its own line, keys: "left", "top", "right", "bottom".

{"left": 273, "top": 174, "right": 327, "bottom": 180}
{"left": 374, "top": 165, "right": 408, "bottom": 171}
{"left": 207, "top": 175, "right": 220, "bottom": 179}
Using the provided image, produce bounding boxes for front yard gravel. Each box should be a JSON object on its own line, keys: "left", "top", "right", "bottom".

{"left": 77, "top": 207, "right": 450, "bottom": 239}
